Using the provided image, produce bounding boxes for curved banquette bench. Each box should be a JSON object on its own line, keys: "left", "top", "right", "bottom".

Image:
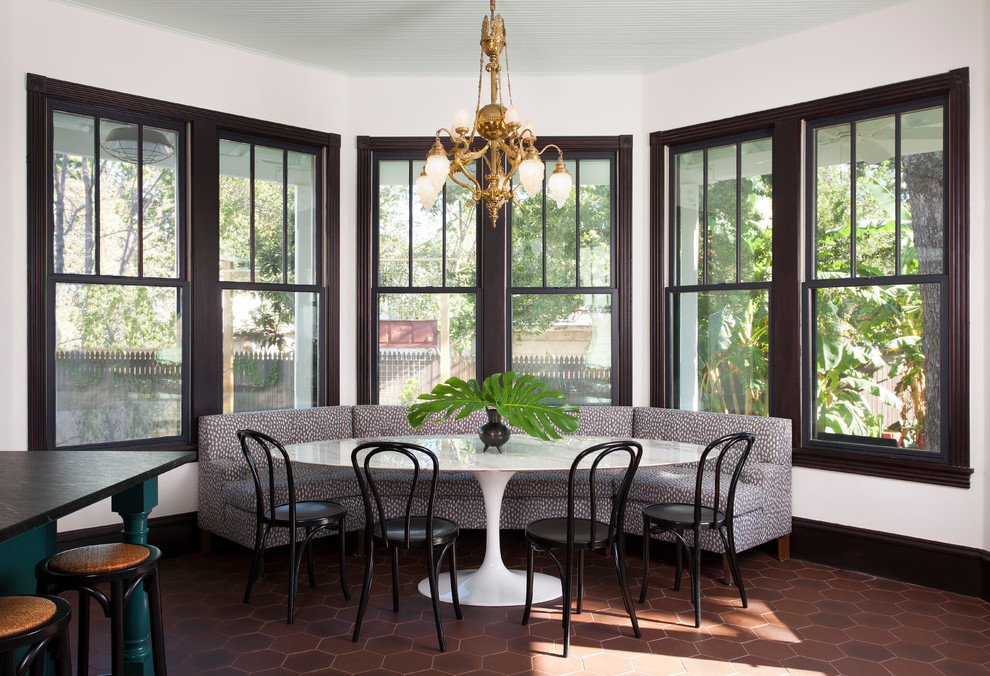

{"left": 197, "top": 405, "right": 792, "bottom": 558}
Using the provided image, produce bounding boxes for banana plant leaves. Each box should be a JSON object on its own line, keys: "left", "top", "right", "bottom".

{"left": 406, "top": 371, "right": 580, "bottom": 441}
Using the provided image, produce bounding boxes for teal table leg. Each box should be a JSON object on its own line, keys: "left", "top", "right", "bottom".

{"left": 0, "top": 523, "right": 57, "bottom": 673}
{"left": 111, "top": 478, "right": 158, "bottom": 676}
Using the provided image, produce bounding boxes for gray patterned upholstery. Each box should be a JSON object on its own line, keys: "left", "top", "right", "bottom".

{"left": 197, "top": 404, "right": 791, "bottom": 557}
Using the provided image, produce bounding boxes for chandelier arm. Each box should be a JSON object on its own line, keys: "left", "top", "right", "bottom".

{"left": 448, "top": 169, "right": 481, "bottom": 195}
{"left": 536, "top": 143, "right": 565, "bottom": 161}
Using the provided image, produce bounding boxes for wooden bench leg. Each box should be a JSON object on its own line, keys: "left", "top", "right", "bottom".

{"left": 200, "top": 529, "right": 213, "bottom": 555}
{"left": 722, "top": 554, "right": 733, "bottom": 586}
{"left": 777, "top": 534, "right": 790, "bottom": 561}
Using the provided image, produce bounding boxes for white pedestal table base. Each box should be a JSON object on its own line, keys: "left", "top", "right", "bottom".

{"left": 417, "top": 468, "right": 562, "bottom": 607}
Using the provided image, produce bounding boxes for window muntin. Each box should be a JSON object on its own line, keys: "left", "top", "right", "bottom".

{"left": 218, "top": 136, "right": 323, "bottom": 414}
{"left": 808, "top": 102, "right": 946, "bottom": 457}
{"left": 51, "top": 109, "right": 185, "bottom": 447}
{"left": 669, "top": 134, "right": 773, "bottom": 415}
{"left": 510, "top": 155, "right": 618, "bottom": 403}
{"left": 374, "top": 158, "right": 479, "bottom": 404}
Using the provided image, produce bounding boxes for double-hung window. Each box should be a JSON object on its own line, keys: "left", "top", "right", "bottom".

{"left": 49, "top": 107, "right": 186, "bottom": 447}
{"left": 668, "top": 134, "right": 773, "bottom": 415}
{"left": 652, "top": 70, "right": 969, "bottom": 485}
{"left": 359, "top": 136, "right": 632, "bottom": 405}
{"left": 29, "top": 75, "right": 340, "bottom": 451}
{"left": 807, "top": 102, "right": 947, "bottom": 458}
{"left": 218, "top": 136, "right": 325, "bottom": 413}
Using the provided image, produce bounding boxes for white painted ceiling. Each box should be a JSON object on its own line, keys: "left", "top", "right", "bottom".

{"left": 59, "top": 0, "right": 909, "bottom": 77}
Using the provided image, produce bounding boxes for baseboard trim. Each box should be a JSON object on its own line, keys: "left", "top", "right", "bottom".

{"left": 57, "top": 512, "right": 200, "bottom": 557}
{"left": 793, "top": 517, "right": 990, "bottom": 601}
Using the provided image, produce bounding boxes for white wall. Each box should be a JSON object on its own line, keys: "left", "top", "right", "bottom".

{"left": 642, "top": 0, "right": 988, "bottom": 548}
{"left": 4, "top": 0, "right": 987, "bottom": 550}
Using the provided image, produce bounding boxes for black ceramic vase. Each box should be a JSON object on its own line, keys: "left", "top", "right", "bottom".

{"left": 479, "top": 408, "right": 510, "bottom": 453}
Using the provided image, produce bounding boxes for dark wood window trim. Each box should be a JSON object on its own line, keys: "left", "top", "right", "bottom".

{"left": 357, "top": 135, "right": 632, "bottom": 405}
{"left": 27, "top": 74, "right": 341, "bottom": 450}
{"left": 650, "top": 69, "right": 970, "bottom": 487}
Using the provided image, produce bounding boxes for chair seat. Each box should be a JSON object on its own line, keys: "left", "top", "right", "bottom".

{"left": 266, "top": 500, "right": 346, "bottom": 526}
{"left": 525, "top": 517, "right": 612, "bottom": 549}
{"left": 0, "top": 596, "right": 58, "bottom": 639}
{"left": 47, "top": 543, "right": 151, "bottom": 575}
{"left": 374, "top": 516, "right": 458, "bottom": 547}
{"left": 643, "top": 502, "right": 725, "bottom": 530}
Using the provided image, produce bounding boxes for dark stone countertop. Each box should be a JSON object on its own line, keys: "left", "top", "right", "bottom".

{"left": 0, "top": 450, "right": 196, "bottom": 542}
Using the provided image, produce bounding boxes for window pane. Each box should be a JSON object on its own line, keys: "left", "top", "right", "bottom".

{"left": 142, "top": 127, "right": 179, "bottom": 278}
{"left": 254, "top": 146, "right": 285, "bottom": 284}
{"left": 579, "top": 159, "right": 611, "bottom": 287}
{"left": 813, "top": 283, "right": 939, "bottom": 452}
{"left": 675, "top": 150, "right": 704, "bottom": 285}
{"left": 707, "top": 144, "right": 737, "bottom": 285}
{"left": 222, "top": 290, "right": 319, "bottom": 413}
{"left": 740, "top": 138, "right": 773, "bottom": 283}
{"left": 511, "top": 180, "right": 544, "bottom": 287}
{"left": 546, "top": 160, "right": 577, "bottom": 287}
{"left": 378, "top": 293, "right": 476, "bottom": 405}
{"left": 54, "top": 283, "right": 183, "bottom": 445}
{"left": 815, "top": 123, "right": 852, "bottom": 277}
{"left": 511, "top": 293, "right": 611, "bottom": 405}
{"left": 672, "top": 290, "right": 769, "bottom": 415}
{"left": 412, "top": 160, "right": 442, "bottom": 287}
{"left": 445, "top": 171, "right": 477, "bottom": 287}
{"left": 378, "top": 160, "right": 410, "bottom": 287}
{"left": 901, "top": 107, "right": 944, "bottom": 275}
{"left": 99, "top": 120, "right": 139, "bottom": 276}
{"left": 855, "top": 116, "right": 897, "bottom": 277}
{"left": 219, "top": 140, "right": 252, "bottom": 282}
{"left": 52, "top": 111, "right": 95, "bottom": 275}
{"left": 287, "top": 150, "right": 317, "bottom": 285}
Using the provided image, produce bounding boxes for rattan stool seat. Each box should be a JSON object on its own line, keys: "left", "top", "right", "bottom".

{"left": 0, "top": 596, "right": 57, "bottom": 638}
{"left": 0, "top": 594, "right": 71, "bottom": 676}
{"left": 48, "top": 543, "right": 150, "bottom": 575}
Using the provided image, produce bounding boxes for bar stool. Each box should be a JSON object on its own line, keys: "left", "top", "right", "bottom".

{"left": 0, "top": 595, "right": 72, "bottom": 676}
{"left": 36, "top": 543, "right": 166, "bottom": 676}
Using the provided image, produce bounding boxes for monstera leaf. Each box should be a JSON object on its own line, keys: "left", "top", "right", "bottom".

{"left": 407, "top": 371, "right": 580, "bottom": 441}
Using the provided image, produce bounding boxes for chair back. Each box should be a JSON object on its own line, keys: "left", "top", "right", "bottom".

{"left": 351, "top": 441, "right": 440, "bottom": 548}
{"left": 237, "top": 429, "right": 298, "bottom": 530}
{"left": 567, "top": 440, "right": 643, "bottom": 550}
{"left": 695, "top": 432, "right": 756, "bottom": 528}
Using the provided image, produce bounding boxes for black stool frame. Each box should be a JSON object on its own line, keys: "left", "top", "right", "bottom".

{"left": 36, "top": 545, "right": 165, "bottom": 676}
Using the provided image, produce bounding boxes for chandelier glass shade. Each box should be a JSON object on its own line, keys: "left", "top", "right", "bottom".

{"left": 417, "top": 0, "right": 573, "bottom": 224}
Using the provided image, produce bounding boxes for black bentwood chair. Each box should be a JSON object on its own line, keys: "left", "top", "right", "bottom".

{"left": 350, "top": 441, "right": 462, "bottom": 652}
{"left": 639, "top": 431, "right": 755, "bottom": 628}
{"left": 237, "top": 429, "right": 349, "bottom": 625}
{"left": 521, "top": 440, "right": 643, "bottom": 658}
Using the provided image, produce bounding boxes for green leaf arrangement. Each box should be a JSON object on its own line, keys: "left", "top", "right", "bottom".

{"left": 406, "top": 371, "right": 580, "bottom": 441}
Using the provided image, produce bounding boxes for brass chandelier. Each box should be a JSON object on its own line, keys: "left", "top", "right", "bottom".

{"left": 416, "top": 0, "right": 573, "bottom": 224}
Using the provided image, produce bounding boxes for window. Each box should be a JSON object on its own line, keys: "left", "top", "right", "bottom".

{"left": 358, "top": 136, "right": 632, "bottom": 405}
{"left": 28, "top": 74, "right": 339, "bottom": 450}
{"left": 651, "top": 70, "right": 970, "bottom": 486}
{"left": 49, "top": 109, "right": 186, "bottom": 447}
{"left": 668, "top": 134, "right": 772, "bottom": 415}
{"left": 807, "top": 103, "right": 946, "bottom": 459}
{"left": 218, "top": 137, "right": 325, "bottom": 413}
{"left": 372, "top": 156, "right": 479, "bottom": 404}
